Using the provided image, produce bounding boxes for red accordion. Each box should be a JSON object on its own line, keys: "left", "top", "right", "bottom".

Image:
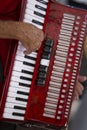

{"left": 0, "top": 0, "right": 87, "bottom": 129}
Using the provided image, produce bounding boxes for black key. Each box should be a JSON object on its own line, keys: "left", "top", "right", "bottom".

{"left": 45, "top": 38, "right": 54, "bottom": 47}
{"left": 42, "top": 52, "right": 50, "bottom": 59}
{"left": 35, "top": 4, "right": 46, "bottom": 11}
{"left": 16, "top": 97, "right": 28, "bottom": 102}
{"left": 36, "top": 78, "right": 45, "bottom": 86}
{"left": 38, "top": 72, "right": 46, "bottom": 79}
{"left": 39, "top": 65, "right": 48, "bottom": 72}
{"left": 44, "top": 46, "right": 52, "bottom": 53}
{"left": 32, "top": 19, "right": 43, "bottom": 26}
{"left": 34, "top": 11, "right": 45, "bottom": 18}
{"left": 13, "top": 112, "right": 24, "bottom": 117}
{"left": 22, "top": 70, "right": 33, "bottom": 75}
{"left": 14, "top": 106, "right": 26, "bottom": 110}
{"left": 36, "top": 0, "right": 48, "bottom": 5}
{"left": 23, "top": 61, "right": 35, "bottom": 67}
{"left": 20, "top": 76, "right": 32, "bottom": 81}
{"left": 19, "top": 82, "right": 30, "bottom": 88}
{"left": 25, "top": 55, "right": 36, "bottom": 60}
{"left": 17, "top": 91, "right": 29, "bottom": 96}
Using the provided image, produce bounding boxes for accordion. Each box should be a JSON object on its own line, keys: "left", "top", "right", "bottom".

{"left": 0, "top": 0, "right": 87, "bottom": 129}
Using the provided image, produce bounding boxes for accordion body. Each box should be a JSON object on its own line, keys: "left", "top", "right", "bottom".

{"left": 0, "top": 0, "right": 87, "bottom": 129}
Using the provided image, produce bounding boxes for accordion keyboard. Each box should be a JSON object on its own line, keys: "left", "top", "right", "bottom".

{"left": 3, "top": 0, "right": 49, "bottom": 120}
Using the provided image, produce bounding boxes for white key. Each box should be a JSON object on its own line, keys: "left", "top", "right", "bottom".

{"left": 3, "top": 113, "right": 24, "bottom": 120}
{"left": 7, "top": 91, "right": 28, "bottom": 100}
{"left": 23, "top": 18, "right": 43, "bottom": 29}
{"left": 8, "top": 86, "right": 30, "bottom": 94}
{"left": 10, "top": 81, "right": 30, "bottom": 90}
{"left": 27, "top": 0, "right": 47, "bottom": 9}
{"left": 11, "top": 76, "right": 31, "bottom": 85}
{"left": 18, "top": 43, "right": 38, "bottom": 56}
{"left": 24, "top": 13, "right": 44, "bottom": 23}
{"left": 25, "top": 8, "right": 45, "bottom": 19}
{"left": 18, "top": 43, "right": 38, "bottom": 55}
{"left": 15, "top": 55, "right": 35, "bottom": 64}
{"left": 17, "top": 49, "right": 37, "bottom": 58}
{"left": 4, "top": 108, "right": 25, "bottom": 114}
{"left": 33, "top": 0, "right": 48, "bottom": 3}
{"left": 12, "top": 71, "right": 32, "bottom": 79}
{"left": 16, "top": 50, "right": 24, "bottom": 57}
{"left": 17, "top": 45, "right": 37, "bottom": 57}
{"left": 5, "top": 102, "right": 26, "bottom": 109}
{"left": 17, "top": 43, "right": 25, "bottom": 51}
{"left": 6, "top": 97, "right": 27, "bottom": 105}
{"left": 25, "top": 4, "right": 46, "bottom": 19}
{"left": 13, "top": 60, "right": 34, "bottom": 70}
{"left": 13, "top": 64, "right": 34, "bottom": 73}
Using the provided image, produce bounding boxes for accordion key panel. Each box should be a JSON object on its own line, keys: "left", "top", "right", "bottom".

{"left": 0, "top": 0, "right": 50, "bottom": 121}
{"left": 0, "top": 0, "right": 87, "bottom": 128}
{"left": 0, "top": 0, "right": 49, "bottom": 120}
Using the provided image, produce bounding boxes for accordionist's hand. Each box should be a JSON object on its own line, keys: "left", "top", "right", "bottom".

{"left": 74, "top": 76, "right": 87, "bottom": 100}
{"left": 0, "top": 21, "right": 44, "bottom": 54}
{"left": 18, "top": 22, "right": 44, "bottom": 54}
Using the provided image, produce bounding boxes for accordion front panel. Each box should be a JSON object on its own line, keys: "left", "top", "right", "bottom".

{"left": 1, "top": 0, "right": 87, "bottom": 128}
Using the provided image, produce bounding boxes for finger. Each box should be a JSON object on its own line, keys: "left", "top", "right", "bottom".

{"left": 75, "top": 83, "right": 84, "bottom": 96}
{"left": 20, "top": 40, "right": 29, "bottom": 51}
{"left": 77, "top": 81, "right": 84, "bottom": 91}
{"left": 78, "top": 75, "right": 87, "bottom": 82}
{"left": 75, "top": 80, "right": 84, "bottom": 91}
{"left": 23, "top": 44, "right": 37, "bottom": 54}
{"left": 73, "top": 91, "right": 79, "bottom": 100}
{"left": 24, "top": 48, "right": 32, "bottom": 55}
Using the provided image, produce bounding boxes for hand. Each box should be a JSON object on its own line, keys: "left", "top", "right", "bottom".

{"left": 17, "top": 22, "right": 44, "bottom": 54}
{"left": 0, "top": 21, "right": 44, "bottom": 54}
{"left": 73, "top": 75, "right": 87, "bottom": 100}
